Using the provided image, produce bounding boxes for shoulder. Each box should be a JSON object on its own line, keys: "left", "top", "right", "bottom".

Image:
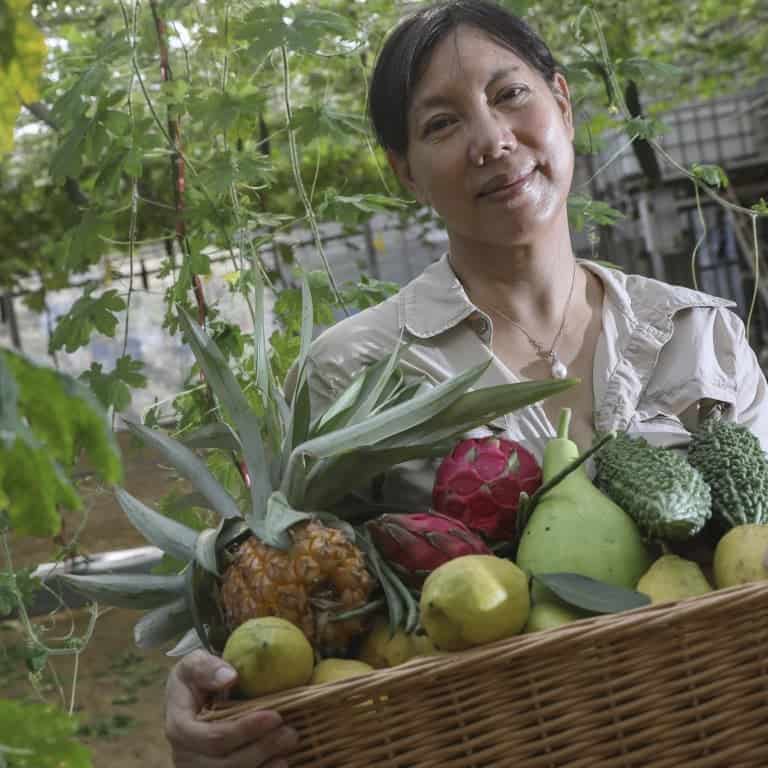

{"left": 585, "top": 260, "right": 735, "bottom": 322}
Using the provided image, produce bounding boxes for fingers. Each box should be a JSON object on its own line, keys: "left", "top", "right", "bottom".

{"left": 171, "top": 723, "right": 299, "bottom": 768}
{"left": 168, "top": 704, "right": 285, "bottom": 757}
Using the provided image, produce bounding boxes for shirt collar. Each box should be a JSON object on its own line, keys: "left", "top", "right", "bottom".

{"left": 400, "top": 253, "right": 735, "bottom": 340}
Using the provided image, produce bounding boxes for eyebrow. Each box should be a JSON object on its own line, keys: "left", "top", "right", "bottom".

{"left": 412, "top": 65, "right": 522, "bottom": 117}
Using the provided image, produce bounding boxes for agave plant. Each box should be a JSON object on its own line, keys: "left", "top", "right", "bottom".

{"left": 58, "top": 268, "right": 576, "bottom": 656}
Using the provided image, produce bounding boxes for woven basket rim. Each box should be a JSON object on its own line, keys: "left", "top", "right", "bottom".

{"left": 202, "top": 580, "right": 768, "bottom": 721}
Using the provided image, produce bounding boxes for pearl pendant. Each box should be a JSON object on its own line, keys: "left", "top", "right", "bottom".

{"left": 551, "top": 357, "right": 568, "bottom": 379}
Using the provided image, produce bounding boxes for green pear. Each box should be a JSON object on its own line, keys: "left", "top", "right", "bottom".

{"left": 636, "top": 554, "right": 712, "bottom": 603}
{"left": 516, "top": 409, "right": 651, "bottom": 591}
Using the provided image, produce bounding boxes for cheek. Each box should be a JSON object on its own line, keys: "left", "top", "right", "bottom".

{"left": 538, "top": 114, "right": 574, "bottom": 182}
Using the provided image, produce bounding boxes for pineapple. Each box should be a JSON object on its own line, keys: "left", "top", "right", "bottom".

{"left": 221, "top": 521, "right": 372, "bottom": 655}
{"left": 58, "top": 273, "right": 575, "bottom": 658}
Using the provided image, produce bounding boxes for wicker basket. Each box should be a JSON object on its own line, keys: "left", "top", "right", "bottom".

{"left": 203, "top": 582, "right": 768, "bottom": 767}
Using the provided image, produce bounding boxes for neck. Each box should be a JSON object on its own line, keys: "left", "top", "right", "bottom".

{"left": 447, "top": 221, "right": 579, "bottom": 329}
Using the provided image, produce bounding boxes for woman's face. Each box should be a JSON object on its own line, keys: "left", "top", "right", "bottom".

{"left": 389, "top": 25, "right": 574, "bottom": 247}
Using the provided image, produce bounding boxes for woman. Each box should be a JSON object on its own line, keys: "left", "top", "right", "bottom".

{"left": 164, "top": 2, "right": 768, "bottom": 765}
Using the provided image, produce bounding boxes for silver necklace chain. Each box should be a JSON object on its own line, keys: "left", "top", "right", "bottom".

{"left": 480, "top": 260, "right": 577, "bottom": 379}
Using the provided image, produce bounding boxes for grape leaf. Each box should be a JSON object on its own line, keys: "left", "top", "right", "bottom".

{"left": 50, "top": 290, "right": 126, "bottom": 353}
{"left": 0, "top": 351, "right": 122, "bottom": 536}
{"left": 80, "top": 355, "right": 147, "bottom": 412}
{"left": 0, "top": 700, "right": 92, "bottom": 768}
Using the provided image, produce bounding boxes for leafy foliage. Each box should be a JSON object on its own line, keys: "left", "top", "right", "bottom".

{"left": 49, "top": 290, "right": 126, "bottom": 353}
{"left": 0, "top": 700, "right": 91, "bottom": 768}
{"left": 0, "top": 0, "right": 46, "bottom": 153}
{"left": 0, "top": 351, "right": 121, "bottom": 536}
{"left": 79, "top": 355, "right": 147, "bottom": 413}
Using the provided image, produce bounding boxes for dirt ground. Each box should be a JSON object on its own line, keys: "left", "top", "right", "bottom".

{"left": 3, "top": 433, "right": 186, "bottom": 768}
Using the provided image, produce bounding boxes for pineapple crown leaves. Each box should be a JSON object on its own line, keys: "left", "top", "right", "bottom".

{"left": 299, "top": 375, "right": 579, "bottom": 510}
{"left": 177, "top": 307, "right": 272, "bottom": 532}
{"left": 358, "top": 527, "right": 419, "bottom": 635}
{"left": 122, "top": 420, "right": 241, "bottom": 523}
{"left": 56, "top": 573, "right": 186, "bottom": 611}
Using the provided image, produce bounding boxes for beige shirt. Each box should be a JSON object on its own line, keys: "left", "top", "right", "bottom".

{"left": 294, "top": 255, "right": 768, "bottom": 508}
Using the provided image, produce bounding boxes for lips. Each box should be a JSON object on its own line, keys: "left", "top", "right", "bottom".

{"left": 477, "top": 168, "right": 536, "bottom": 198}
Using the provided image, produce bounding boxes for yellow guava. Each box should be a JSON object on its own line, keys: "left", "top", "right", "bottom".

{"left": 222, "top": 616, "right": 314, "bottom": 697}
{"left": 358, "top": 617, "right": 439, "bottom": 668}
{"left": 311, "top": 658, "right": 374, "bottom": 685}
{"left": 419, "top": 555, "right": 530, "bottom": 651}
{"left": 636, "top": 554, "right": 712, "bottom": 603}
{"left": 713, "top": 524, "right": 768, "bottom": 589}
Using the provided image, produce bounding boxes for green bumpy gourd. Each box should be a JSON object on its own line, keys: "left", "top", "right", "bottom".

{"left": 594, "top": 432, "right": 711, "bottom": 541}
{"left": 687, "top": 413, "right": 768, "bottom": 528}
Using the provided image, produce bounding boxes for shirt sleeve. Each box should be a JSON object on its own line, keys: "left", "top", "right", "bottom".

{"left": 723, "top": 310, "right": 768, "bottom": 451}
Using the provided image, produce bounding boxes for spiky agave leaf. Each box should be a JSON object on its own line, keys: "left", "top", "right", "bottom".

{"left": 56, "top": 573, "right": 185, "bottom": 609}
{"left": 122, "top": 421, "right": 241, "bottom": 520}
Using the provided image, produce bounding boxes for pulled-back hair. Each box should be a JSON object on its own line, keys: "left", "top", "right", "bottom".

{"left": 368, "top": 0, "right": 561, "bottom": 155}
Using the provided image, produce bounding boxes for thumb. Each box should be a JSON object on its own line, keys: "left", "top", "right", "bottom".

{"left": 169, "top": 650, "right": 238, "bottom": 711}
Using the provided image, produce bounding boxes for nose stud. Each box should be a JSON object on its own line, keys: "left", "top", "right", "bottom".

{"left": 474, "top": 141, "right": 514, "bottom": 167}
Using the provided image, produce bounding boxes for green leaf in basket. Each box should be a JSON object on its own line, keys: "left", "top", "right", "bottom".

{"left": 534, "top": 573, "right": 651, "bottom": 614}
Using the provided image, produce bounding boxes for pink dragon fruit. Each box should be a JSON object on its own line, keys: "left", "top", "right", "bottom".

{"left": 432, "top": 436, "right": 542, "bottom": 541}
{"left": 367, "top": 512, "right": 491, "bottom": 587}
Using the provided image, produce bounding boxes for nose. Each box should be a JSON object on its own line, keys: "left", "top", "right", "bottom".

{"left": 467, "top": 106, "right": 517, "bottom": 167}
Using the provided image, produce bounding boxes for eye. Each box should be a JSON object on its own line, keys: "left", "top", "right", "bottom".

{"left": 423, "top": 115, "right": 456, "bottom": 137}
{"left": 495, "top": 86, "right": 527, "bottom": 104}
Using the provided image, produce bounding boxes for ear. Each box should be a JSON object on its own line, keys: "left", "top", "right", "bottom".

{"left": 551, "top": 72, "right": 574, "bottom": 141}
{"left": 386, "top": 149, "right": 427, "bottom": 204}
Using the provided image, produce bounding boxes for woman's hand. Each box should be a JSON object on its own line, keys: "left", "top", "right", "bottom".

{"left": 165, "top": 649, "right": 299, "bottom": 767}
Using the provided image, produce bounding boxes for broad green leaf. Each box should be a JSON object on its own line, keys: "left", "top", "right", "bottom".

{"left": 57, "top": 573, "right": 185, "bottom": 609}
{"left": 0, "top": 351, "right": 121, "bottom": 536}
{"left": 0, "top": 700, "right": 91, "bottom": 768}
{"left": 80, "top": 355, "right": 147, "bottom": 412}
{"left": 114, "top": 487, "right": 199, "bottom": 562}
{"left": 134, "top": 597, "right": 193, "bottom": 650}
{"left": 290, "top": 359, "right": 491, "bottom": 463}
{"left": 178, "top": 308, "right": 272, "bottom": 529}
{"left": 50, "top": 290, "right": 126, "bottom": 353}
{"left": 123, "top": 420, "right": 242, "bottom": 520}
{"left": 535, "top": 573, "right": 650, "bottom": 614}
{"left": 691, "top": 162, "right": 729, "bottom": 190}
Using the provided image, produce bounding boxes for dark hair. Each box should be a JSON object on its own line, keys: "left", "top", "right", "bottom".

{"left": 368, "top": 0, "right": 561, "bottom": 155}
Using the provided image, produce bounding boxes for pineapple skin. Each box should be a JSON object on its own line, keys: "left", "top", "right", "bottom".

{"left": 220, "top": 521, "right": 373, "bottom": 655}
